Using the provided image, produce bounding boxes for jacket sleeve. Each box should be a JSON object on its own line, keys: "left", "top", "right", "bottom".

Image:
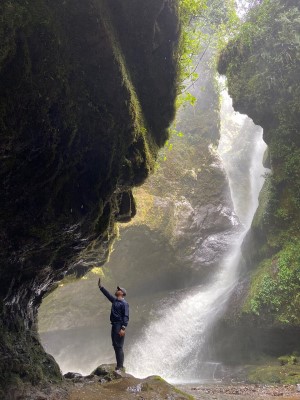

{"left": 100, "top": 286, "right": 115, "bottom": 303}
{"left": 122, "top": 302, "right": 129, "bottom": 327}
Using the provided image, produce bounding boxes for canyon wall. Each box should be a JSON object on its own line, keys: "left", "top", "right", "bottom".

{"left": 217, "top": 0, "right": 300, "bottom": 358}
{"left": 0, "top": 0, "right": 180, "bottom": 392}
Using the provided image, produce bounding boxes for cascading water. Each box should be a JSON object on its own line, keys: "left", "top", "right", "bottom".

{"left": 218, "top": 88, "right": 267, "bottom": 227}
{"left": 126, "top": 87, "right": 268, "bottom": 383}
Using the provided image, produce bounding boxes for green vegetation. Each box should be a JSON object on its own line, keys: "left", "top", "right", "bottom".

{"left": 174, "top": 387, "right": 195, "bottom": 400}
{"left": 247, "top": 363, "right": 300, "bottom": 384}
{"left": 219, "top": 0, "right": 300, "bottom": 332}
{"left": 278, "top": 354, "right": 298, "bottom": 366}
{"left": 177, "top": 0, "right": 240, "bottom": 106}
{"left": 178, "top": 0, "right": 207, "bottom": 99}
{"left": 243, "top": 239, "right": 300, "bottom": 325}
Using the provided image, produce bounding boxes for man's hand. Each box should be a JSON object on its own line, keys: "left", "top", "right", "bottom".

{"left": 118, "top": 329, "right": 125, "bottom": 337}
{"left": 98, "top": 278, "right": 101, "bottom": 288}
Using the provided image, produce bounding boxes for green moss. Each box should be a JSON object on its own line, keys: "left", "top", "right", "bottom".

{"left": 146, "top": 376, "right": 194, "bottom": 399}
{"left": 0, "top": 0, "right": 181, "bottom": 390}
{"left": 251, "top": 175, "right": 273, "bottom": 231}
{"left": 174, "top": 386, "right": 195, "bottom": 400}
{"left": 0, "top": 322, "right": 62, "bottom": 392}
{"left": 247, "top": 363, "right": 300, "bottom": 384}
{"left": 153, "top": 376, "right": 167, "bottom": 383}
{"left": 100, "top": 0, "right": 179, "bottom": 147}
{"left": 278, "top": 355, "right": 298, "bottom": 366}
{"left": 98, "top": 0, "right": 159, "bottom": 178}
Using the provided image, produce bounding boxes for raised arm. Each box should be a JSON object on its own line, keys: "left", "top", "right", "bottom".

{"left": 98, "top": 279, "right": 115, "bottom": 303}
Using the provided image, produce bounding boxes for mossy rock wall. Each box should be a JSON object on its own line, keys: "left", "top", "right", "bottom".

{"left": 218, "top": 0, "right": 300, "bottom": 334}
{"left": 0, "top": 0, "right": 180, "bottom": 392}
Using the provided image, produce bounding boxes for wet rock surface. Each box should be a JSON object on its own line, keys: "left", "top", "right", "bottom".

{"left": 5, "top": 365, "right": 192, "bottom": 400}
{"left": 67, "top": 376, "right": 192, "bottom": 400}
{"left": 8, "top": 379, "right": 300, "bottom": 400}
{"left": 0, "top": 0, "right": 180, "bottom": 392}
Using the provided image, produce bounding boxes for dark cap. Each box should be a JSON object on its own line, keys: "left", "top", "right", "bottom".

{"left": 117, "top": 286, "right": 127, "bottom": 296}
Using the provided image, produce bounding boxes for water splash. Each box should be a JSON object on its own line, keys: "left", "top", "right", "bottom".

{"left": 126, "top": 89, "right": 267, "bottom": 382}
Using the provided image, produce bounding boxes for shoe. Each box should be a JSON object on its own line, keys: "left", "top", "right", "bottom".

{"left": 115, "top": 367, "right": 125, "bottom": 374}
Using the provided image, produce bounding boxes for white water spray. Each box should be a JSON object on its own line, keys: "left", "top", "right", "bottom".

{"left": 126, "top": 89, "right": 267, "bottom": 383}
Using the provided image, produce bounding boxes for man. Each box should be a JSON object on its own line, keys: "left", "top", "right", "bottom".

{"left": 98, "top": 278, "right": 129, "bottom": 372}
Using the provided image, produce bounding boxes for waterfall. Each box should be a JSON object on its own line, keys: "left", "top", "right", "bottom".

{"left": 218, "top": 88, "right": 267, "bottom": 226}
{"left": 125, "top": 88, "right": 267, "bottom": 383}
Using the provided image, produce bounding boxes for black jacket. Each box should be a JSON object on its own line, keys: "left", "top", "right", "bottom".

{"left": 100, "top": 286, "right": 129, "bottom": 327}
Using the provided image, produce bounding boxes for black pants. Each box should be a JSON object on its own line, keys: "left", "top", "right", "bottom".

{"left": 111, "top": 323, "right": 125, "bottom": 369}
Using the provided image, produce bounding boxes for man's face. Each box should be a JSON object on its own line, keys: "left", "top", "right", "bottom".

{"left": 115, "top": 290, "right": 123, "bottom": 297}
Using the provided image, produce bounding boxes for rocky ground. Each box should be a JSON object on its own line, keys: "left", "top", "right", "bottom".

{"left": 4, "top": 365, "right": 192, "bottom": 400}
{"left": 6, "top": 366, "right": 300, "bottom": 400}
{"left": 67, "top": 375, "right": 192, "bottom": 400}
{"left": 180, "top": 384, "right": 300, "bottom": 400}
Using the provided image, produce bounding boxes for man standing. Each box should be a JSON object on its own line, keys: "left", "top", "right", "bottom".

{"left": 98, "top": 278, "right": 129, "bottom": 372}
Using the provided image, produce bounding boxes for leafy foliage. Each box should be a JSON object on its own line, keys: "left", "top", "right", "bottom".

{"left": 177, "top": 0, "right": 240, "bottom": 106}
{"left": 219, "top": 0, "right": 300, "bottom": 328}
{"left": 246, "top": 240, "right": 300, "bottom": 325}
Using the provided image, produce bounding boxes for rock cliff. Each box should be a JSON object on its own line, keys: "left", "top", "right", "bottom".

{"left": 0, "top": 0, "right": 180, "bottom": 392}
{"left": 217, "top": 0, "right": 300, "bottom": 358}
